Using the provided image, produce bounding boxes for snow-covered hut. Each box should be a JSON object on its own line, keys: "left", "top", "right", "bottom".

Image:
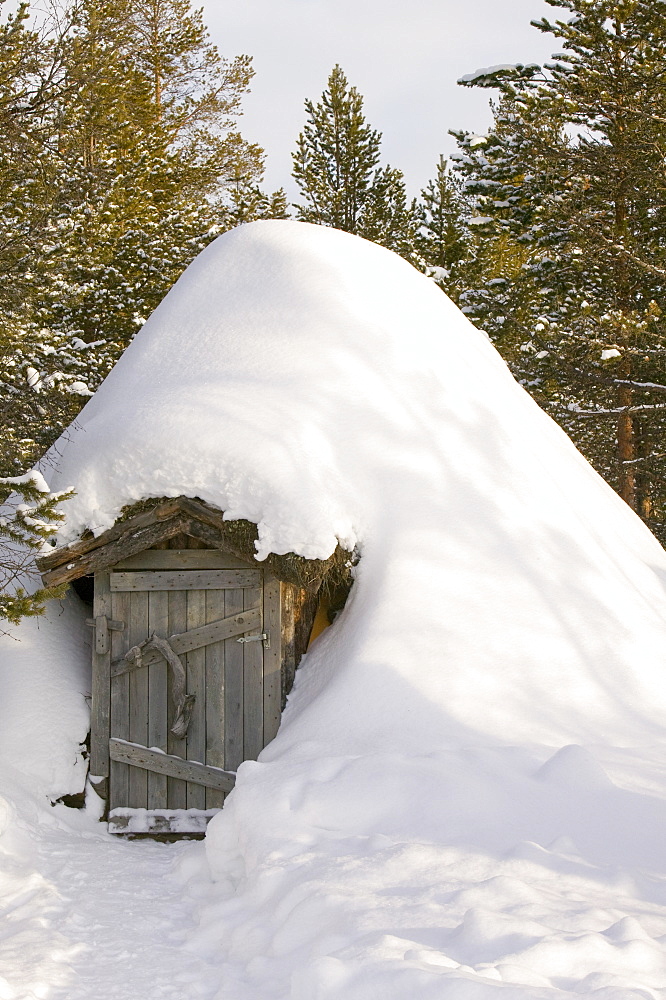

{"left": 4, "top": 218, "right": 666, "bottom": 994}
{"left": 28, "top": 218, "right": 666, "bottom": 849}
{"left": 37, "top": 496, "right": 348, "bottom": 832}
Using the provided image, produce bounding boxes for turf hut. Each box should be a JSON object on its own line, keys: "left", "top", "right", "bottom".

{"left": 37, "top": 498, "right": 349, "bottom": 834}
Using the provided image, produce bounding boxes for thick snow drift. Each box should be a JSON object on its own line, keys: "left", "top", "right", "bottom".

{"left": 44, "top": 219, "right": 666, "bottom": 749}
{"left": 0, "top": 590, "right": 90, "bottom": 799}
{"left": 5, "top": 219, "right": 666, "bottom": 998}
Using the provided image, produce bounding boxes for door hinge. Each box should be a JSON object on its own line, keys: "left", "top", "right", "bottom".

{"left": 86, "top": 615, "right": 125, "bottom": 655}
{"left": 236, "top": 631, "right": 270, "bottom": 649}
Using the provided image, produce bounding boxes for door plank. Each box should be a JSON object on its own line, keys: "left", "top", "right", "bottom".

{"left": 224, "top": 588, "right": 245, "bottom": 772}
{"left": 263, "top": 575, "right": 282, "bottom": 746}
{"left": 205, "top": 589, "right": 226, "bottom": 809}
{"left": 110, "top": 570, "right": 261, "bottom": 592}
{"left": 109, "top": 591, "right": 131, "bottom": 811}
{"left": 114, "top": 549, "right": 250, "bottom": 570}
{"left": 186, "top": 589, "right": 207, "bottom": 810}
{"left": 110, "top": 607, "right": 261, "bottom": 676}
{"left": 91, "top": 572, "right": 112, "bottom": 784}
{"left": 128, "top": 591, "right": 149, "bottom": 808}
{"left": 147, "top": 591, "right": 169, "bottom": 808}
{"left": 167, "top": 589, "right": 188, "bottom": 808}
{"left": 109, "top": 740, "right": 236, "bottom": 792}
{"left": 243, "top": 583, "right": 264, "bottom": 761}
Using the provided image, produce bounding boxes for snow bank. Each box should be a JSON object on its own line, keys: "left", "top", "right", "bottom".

{"left": 0, "top": 591, "right": 90, "bottom": 800}
{"left": 24, "top": 220, "right": 666, "bottom": 996}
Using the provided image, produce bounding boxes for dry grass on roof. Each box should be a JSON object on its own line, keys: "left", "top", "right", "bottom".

{"left": 117, "top": 496, "right": 355, "bottom": 596}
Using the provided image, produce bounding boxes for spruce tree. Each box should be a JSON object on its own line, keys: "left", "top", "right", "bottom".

{"left": 456, "top": 0, "right": 666, "bottom": 541}
{"left": 0, "top": 472, "right": 72, "bottom": 627}
{"left": 416, "top": 155, "right": 469, "bottom": 302}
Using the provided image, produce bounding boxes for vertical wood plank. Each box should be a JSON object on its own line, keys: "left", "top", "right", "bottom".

{"left": 167, "top": 588, "right": 188, "bottom": 808}
{"left": 186, "top": 589, "right": 206, "bottom": 809}
{"left": 109, "top": 590, "right": 131, "bottom": 812}
{"left": 243, "top": 583, "right": 264, "bottom": 761}
{"left": 91, "top": 573, "right": 112, "bottom": 786}
{"left": 263, "top": 575, "right": 282, "bottom": 746}
{"left": 147, "top": 590, "right": 169, "bottom": 808}
{"left": 281, "top": 584, "right": 297, "bottom": 702}
{"left": 205, "top": 589, "right": 225, "bottom": 809}
{"left": 224, "top": 587, "right": 244, "bottom": 771}
{"left": 128, "top": 591, "right": 149, "bottom": 808}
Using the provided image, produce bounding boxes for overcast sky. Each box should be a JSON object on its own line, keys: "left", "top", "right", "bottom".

{"left": 201, "top": 0, "right": 558, "bottom": 200}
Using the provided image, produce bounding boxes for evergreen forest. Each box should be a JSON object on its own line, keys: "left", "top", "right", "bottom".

{"left": 2, "top": 0, "right": 665, "bottom": 621}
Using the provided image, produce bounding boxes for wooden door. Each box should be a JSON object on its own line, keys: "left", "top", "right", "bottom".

{"left": 89, "top": 545, "right": 282, "bottom": 834}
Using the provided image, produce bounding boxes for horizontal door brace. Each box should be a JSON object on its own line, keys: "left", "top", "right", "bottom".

{"left": 111, "top": 606, "right": 262, "bottom": 676}
{"left": 109, "top": 739, "right": 237, "bottom": 793}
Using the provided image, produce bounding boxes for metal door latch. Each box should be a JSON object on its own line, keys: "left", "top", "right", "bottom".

{"left": 236, "top": 631, "right": 270, "bottom": 648}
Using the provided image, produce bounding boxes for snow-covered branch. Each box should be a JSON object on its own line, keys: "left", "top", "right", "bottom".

{"left": 563, "top": 403, "right": 666, "bottom": 418}
{"left": 611, "top": 379, "right": 666, "bottom": 395}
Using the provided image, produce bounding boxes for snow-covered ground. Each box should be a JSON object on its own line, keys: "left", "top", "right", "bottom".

{"left": 2, "top": 220, "right": 666, "bottom": 998}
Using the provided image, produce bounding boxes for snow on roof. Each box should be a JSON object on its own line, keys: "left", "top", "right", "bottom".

{"left": 42, "top": 219, "right": 666, "bottom": 749}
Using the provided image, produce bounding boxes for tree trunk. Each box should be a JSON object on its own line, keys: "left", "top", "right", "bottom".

{"left": 617, "top": 383, "right": 636, "bottom": 509}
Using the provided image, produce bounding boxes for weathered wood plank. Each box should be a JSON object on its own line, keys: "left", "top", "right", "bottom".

{"left": 90, "top": 573, "right": 112, "bottom": 781}
{"left": 108, "top": 807, "right": 219, "bottom": 835}
{"left": 167, "top": 589, "right": 188, "bottom": 808}
{"left": 109, "top": 740, "right": 236, "bottom": 792}
{"left": 147, "top": 590, "right": 169, "bottom": 809}
{"left": 281, "top": 583, "right": 297, "bottom": 704}
{"left": 38, "top": 514, "right": 190, "bottom": 587}
{"left": 243, "top": 584, "right": 264, "bottom": 761}
{"left": 293, "top": 588, "right": 320, "bottom": 670}
{"left": 110, "top": 570, "right": 261, "bottom": 592}
{"left": 205, "top": 589, "right": 225, "bottom": 810}
{"left": 109, "top": 591, "right": 131, "bottom": 811}
{"left": 186, "top": 589, "right": 207, "bottom": 810}
{"left": 37, "top": 499, "right": 183, "bottom": 570}
{"left": 114, "top": 549, "right": 250, "bottom": 570}
{"left": 110, "top": 606, "right": 262, "bottom": 676}
{"left": 224, "top": 588, "right": 245, "bottom": 772}
{"left": 128, "top": 591, "right": 149, "bottom": 809}
{"left": 263, "top": 575, "right": 282, "bottom": 745}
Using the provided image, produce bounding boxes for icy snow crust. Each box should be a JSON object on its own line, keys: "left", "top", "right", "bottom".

{"left": 3, "top": 219, "right": 666, "bottom": 998}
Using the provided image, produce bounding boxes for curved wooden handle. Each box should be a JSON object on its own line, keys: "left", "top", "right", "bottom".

{"left": 124, "top": 633, "right": 195, "bottom": 738}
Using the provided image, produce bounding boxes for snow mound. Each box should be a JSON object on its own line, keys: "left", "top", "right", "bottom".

{"left": 43, "top": 218, "right": 666, "bottom": 748}
{"left": 0, "top": 591, "right": 90, "bottom": 799}
{"left": 24, "top": 219, "right": 666, "bottom": 997}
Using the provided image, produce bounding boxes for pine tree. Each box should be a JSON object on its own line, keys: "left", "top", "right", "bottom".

{"left": 292, "top": 65, "right": 381, "bottom": 233}
{"left": 43, "top": 0, "right": 263, "bottom": 350}
{"left": 362, "top": 165, "right": 421, "bottom": 263}
{"left": 292, "top": 66, "right": 419, "bottom": 259}
{"left": 416, "top": 155, "right": 469, "bottom": 301}
{"left": 0, "top": 0, "right": 273, "bottom": 476}
{"left": 456, "top": 0, "right": 666, "bottom": 541}
{"left": 0, "top": 0, "right": 93, "bottom": 479}
{"left": 0, "top": 472, "right": 72, "bottom": 628}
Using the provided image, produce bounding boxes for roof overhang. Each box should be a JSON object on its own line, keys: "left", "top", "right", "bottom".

{"left": 36, "top": 496, "right": 345, "bottom": 593}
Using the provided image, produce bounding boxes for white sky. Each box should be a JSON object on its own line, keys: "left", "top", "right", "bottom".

{"left": 201, "top": 0, "right": 557, "bottom": 199}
